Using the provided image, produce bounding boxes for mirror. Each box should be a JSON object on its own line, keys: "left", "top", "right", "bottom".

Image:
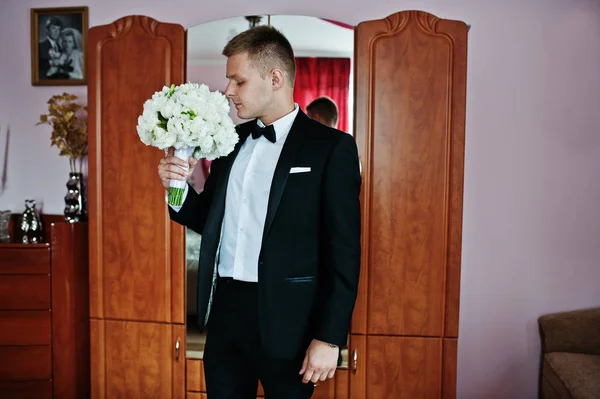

{"left": 184, "top": 15, "right": 354, "bottom": 369}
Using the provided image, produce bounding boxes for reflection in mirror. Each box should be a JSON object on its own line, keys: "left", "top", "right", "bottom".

{"left": 184, "top": 15, "right": 354, "bottom": 369}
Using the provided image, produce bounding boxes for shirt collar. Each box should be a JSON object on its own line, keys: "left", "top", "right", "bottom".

{"left": 256, "top": 103, "right": 299, "bottom": 142}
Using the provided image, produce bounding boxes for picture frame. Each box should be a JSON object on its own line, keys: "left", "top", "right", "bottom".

{"left": 31, "top": 6, "right": 88, "bottom": 86}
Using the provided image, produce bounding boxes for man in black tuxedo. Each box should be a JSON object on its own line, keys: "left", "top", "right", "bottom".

{"left": 38, "top": 17, "right": 63, "bottom": 79}
{"left": 158, "top": 26, "right": 361, "bottom": 399}
{"left": 306, "top": 96, "right": 339, "bottom": 129}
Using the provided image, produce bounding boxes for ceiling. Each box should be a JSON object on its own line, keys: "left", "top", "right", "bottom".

{"left": 187, "top": 15, "right": 354, "bottom": 65}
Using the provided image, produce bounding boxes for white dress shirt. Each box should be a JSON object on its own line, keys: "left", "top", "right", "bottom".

{"left": 170, "top": 104, "right": 299, "bottom": 282}
{"left": 47, "top": 37, "right": 58, "bottom": 51}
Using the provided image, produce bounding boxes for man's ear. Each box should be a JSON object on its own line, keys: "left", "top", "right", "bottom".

{"left": 270, "top": 68, "right": 285, "bottom": 90}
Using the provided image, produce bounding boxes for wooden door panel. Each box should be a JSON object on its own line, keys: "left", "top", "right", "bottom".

{"left": 311, "top": 378, "right": 334, "bottom": 399}
{"left": 88, "top": 15, "right": 185, "bottom": 324}
{"left": 442, "top": 338, "right": 458, "bottom": 399}
{"left": 353, "top": 10, "right": 468, "bottom": 338}
{"left": 172, "top": 324, "right": 186, "bottom": 399}
{"left": 88, "top": 15, "right": 186, "bottom": 398}
{"left": 352, "top": 11, "right": 467, "bottom": 399}
{"left": 439, "top": 15, "right": 468, "bottom": 338}
{"left": 366, "top": 336, "right": 442, "bottom": 399}
{"left": 103, "top": 320, "right": 173, "bottom": 399}
{"left": 91, "top": 316, "right": 185, "bottom": 398}
{"left": 334, "top": 369, "right": 349, "bottom": 399}
{"left": 348, "top": 335, "right": 366, "bottom": 399}
{"left": 90, "top": 319, "right": 105, "bottom": 399}
{"left": 185, "top": 358, "right": 206, "bottom": 392}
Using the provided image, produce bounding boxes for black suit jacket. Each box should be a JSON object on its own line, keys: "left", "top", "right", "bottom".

{"left": 39, "top": 38, "right": 57, "bottom": 79}
{"left": 169, "top": 110, "right": 361, "bottom": 359}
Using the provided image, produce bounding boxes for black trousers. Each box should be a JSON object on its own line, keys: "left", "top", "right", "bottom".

{"left": 203, "top": 277, "right": 315, "bottom": 399}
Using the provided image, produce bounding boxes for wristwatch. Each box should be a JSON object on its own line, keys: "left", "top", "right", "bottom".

{"left": 328, "top": 343, "right": 338, "bottom": 348}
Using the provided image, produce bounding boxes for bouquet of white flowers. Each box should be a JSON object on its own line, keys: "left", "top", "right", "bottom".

{"left": 136, "top": 83, "right": 238, "bottom": 206}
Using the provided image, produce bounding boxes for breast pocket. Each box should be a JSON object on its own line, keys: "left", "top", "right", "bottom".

{"left": 283, "top": 276, "right": 316, "bottom": 283}
{"left": 283, "top": 168, "right": 316, "bottom": 200}
{"left": 289, "top": 167, "right": 311, "bottom": 174}
{"left": 287, "top": 170, "right": 312, "bottom": 180}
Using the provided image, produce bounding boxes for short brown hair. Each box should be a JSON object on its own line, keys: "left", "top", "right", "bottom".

{"left": 306, "top": 97, "right": 339, "bottom": 127}
{"left": 222, "top": 26, "right": 296, "bottom": 87}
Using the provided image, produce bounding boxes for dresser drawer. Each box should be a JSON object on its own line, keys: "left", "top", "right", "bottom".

{"left": 0, "top": 381, "right": 52, "bottom": 399}
{"left": 0, "top": 346, "right": 52, "bottom": 380}
{"left": 0, "top": 275, "right": 50, "bottom": 310}
{"left": 0, "top": 247, "right": 50, "bottom": 274}
{"left": 0, "top": 311, "right": 51, "bottom": 345}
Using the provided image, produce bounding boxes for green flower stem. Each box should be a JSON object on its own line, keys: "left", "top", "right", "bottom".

{"left": 168, "top": 187, "right": 185, "bottom": 207}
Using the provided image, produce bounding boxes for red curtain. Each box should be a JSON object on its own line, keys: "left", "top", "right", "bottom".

{"left": 293, "top": 57, "right": 351, "bottom": 132}
{"left": 321, "top": 19, "right": 354, "bottom": 30}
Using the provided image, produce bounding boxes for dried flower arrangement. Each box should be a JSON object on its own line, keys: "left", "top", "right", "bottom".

{"left": 37, "top": 92, "right": 88, "bottom": 173}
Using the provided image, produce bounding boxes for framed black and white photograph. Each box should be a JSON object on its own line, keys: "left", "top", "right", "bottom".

{"left": 31, "top": 6, "right": 88, "bottom": 86}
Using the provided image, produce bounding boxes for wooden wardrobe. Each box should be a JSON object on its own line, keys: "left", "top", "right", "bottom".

{"left": 87, "top": 11, "right": 467, "bottom": 399}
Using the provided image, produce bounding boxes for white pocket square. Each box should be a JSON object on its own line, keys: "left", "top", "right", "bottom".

{"left": 290, "top": 167, "right": 311, "bottom": 174}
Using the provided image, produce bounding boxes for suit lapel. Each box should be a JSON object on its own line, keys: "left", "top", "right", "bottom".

{"left": 262, "top": 111, "right": 309, "bottom": 242}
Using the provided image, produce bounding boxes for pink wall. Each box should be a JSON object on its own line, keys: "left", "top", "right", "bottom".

{"left": 1, "top": 0, "right": 599, "bottom": 397}
{"left": 187, "top": 64, "right": 228, "bottom": 94}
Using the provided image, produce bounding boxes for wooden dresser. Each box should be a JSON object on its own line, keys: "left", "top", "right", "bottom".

{"left": 0, "top": 220, "right": 89, "bottom": 399}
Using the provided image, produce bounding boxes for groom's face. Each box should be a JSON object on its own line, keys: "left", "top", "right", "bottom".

{"left": 225, "top": 51, "right": 272, "bottom": 120}
{"left": 47, "top": 24, "right": 61, "bottom": 41}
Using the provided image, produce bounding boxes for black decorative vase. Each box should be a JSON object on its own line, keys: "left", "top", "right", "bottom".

{"left": 18, "top": 199, "right": 43, "bottom": 244}
{"left": 64, "top": 172, "right": 87, "bottom": 222}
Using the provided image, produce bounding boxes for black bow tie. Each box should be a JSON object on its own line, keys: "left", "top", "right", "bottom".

{"left": 251, "top": 123, "right": 276, "bottom": 143}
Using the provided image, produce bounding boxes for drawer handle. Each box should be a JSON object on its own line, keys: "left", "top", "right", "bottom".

{"left": 352, "top": 349, "right": 358, "bottom": 375}
{"left": 175, "top": 338, "right": 180, "bottom": 361}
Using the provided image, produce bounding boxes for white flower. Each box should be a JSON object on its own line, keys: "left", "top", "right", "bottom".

{"left": 159, "top": 100, "right": 176, "bottom": 119}
{"left": 150, "top": 94, "right": 168, "bottom": 111}
{"left": 136, "top": 124, "right": 153, "bottom": 146}
{"left": 136, "top": 82, "right": 238, "bottom": 156}
{"left": 152, "top": 126, "right": 176, "bottom": 149}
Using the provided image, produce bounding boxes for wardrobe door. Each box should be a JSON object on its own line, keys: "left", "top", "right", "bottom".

{"left": 88, "top": 15, "right": 186, "bottom": 398}
{"left": 353, "top": 10, "right": 467, "bottom": 398}
{"left": 348, "top": 334, "right": 366, "bottom": 399}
